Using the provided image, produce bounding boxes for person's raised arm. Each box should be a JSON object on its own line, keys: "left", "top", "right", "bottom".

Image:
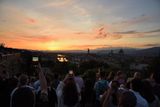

{"left": 102, "top": 88, "right": 113, "bottom": 107}
{"left": 37, "top": 63, "right": 48, "bottom": 94}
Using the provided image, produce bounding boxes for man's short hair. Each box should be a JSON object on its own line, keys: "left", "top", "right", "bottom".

{"left": 19, "top": 74, "right": 28, "bottom": 85}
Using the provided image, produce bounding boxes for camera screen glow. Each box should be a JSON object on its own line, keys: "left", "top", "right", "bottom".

{"left": 32, "top": 57, "right": 39, "bottom": 62}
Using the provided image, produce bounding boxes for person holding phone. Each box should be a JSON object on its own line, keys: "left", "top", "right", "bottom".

{"left": 56, "top": 71, "right": 81, "bottom": 107}
{"left": 94, "top": 71, "right": 108, "bottom": 107}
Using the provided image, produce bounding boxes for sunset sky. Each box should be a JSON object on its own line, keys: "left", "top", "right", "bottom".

{"left": 0, "top": 0, "right": 160, "bottom": 50}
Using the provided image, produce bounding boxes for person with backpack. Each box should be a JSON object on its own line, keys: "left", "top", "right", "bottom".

{"left": 94, "top": 71, "right": 108, "bottom": 107}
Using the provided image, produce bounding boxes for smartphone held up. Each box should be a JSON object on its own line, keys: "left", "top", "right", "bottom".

{"left": 32, "top": 56, "right": 39, "bottom": 62}
{"left": 32, "top": 56, "right": 39, "bottom": 68}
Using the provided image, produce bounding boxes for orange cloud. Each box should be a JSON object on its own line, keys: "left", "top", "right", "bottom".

{"left": 0, "top": 31, "right": 57, "bottom": 43}
{"left": 0, "top": 34, "right": 57, "bottom": 50}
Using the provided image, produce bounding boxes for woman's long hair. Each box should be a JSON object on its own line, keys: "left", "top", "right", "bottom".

{"left": 63, "top": 77, "right": 79, "bottom": 106}
{"left": 140, "top": 80, "right": 155, "bottom": 103}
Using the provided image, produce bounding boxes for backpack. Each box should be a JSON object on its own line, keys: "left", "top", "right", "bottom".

{"left": 98, "top": 80, "right": 108, "bottom": 95}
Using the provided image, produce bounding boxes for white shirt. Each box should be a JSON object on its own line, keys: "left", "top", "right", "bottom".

{"left": 130, "top": 89, "right": 149, "bottom": 107}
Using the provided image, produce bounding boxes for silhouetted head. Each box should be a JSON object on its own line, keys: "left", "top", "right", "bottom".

{"left": 150, "top": 72, "right": 160, "bottom": 84}
{"left": 54, "top": 73, "right": 59, "bottom": 80}
{"left": 118, "top": 91, "right": 136, "bottom": 107}
{"left": 107, "top": 71, "right": 116, "bottom": 82}
{"left": 111, "top": 80, "right": 119, "bottom": 90}
{"left": 18, "top": 74, "right": 29, "bottom": 86}
{"left": 133, "top": 72, "right": 141, "bottom": 80}
{"left": 84, "top": 78, "right": 94, "bottom": 90}
{"left": 130, "top": 79, "right": 142, "bottom": 92}
{"left": 100, "top": 71, "right": 106, "bottom": 79}
{"left": 115, "top": 71, "right": 126, "bottom": 84}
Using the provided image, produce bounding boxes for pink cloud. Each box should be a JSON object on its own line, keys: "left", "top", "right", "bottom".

{"left": 94, "top": 26, "right": 122, "bottom": 40}
{"left": 74, "top": 25, "right": 123, "bottom": 40}
{"left": 74, "top": 32, "right": 90, "bottom": 35}
{"left": 26, "top": 18, "right": 37, "bottom": 24}
{"left": 95, "top": 26, "right": 108, "bottom": 39}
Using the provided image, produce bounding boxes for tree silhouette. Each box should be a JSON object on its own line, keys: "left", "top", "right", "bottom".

{"left": 0, "top": 43, "right": 5, "bottom": 49}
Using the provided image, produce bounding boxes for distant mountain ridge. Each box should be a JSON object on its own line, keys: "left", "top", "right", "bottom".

{"left": 43, "top": 47, "right": 160, "bottom": 57}
{"left": 130, "top": 47, "right": 160, "bottom": 56}
{"left": 95, "top": 47, "right": 160, "bottom": 57}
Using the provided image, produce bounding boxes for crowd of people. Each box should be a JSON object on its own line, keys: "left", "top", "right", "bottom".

{"left": 0, "top": 63, "right": 160, "bottom": 107}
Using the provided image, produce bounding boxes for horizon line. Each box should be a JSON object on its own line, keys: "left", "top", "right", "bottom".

{"left": 3, "top": 46, "right": 160, "bottom": 52}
